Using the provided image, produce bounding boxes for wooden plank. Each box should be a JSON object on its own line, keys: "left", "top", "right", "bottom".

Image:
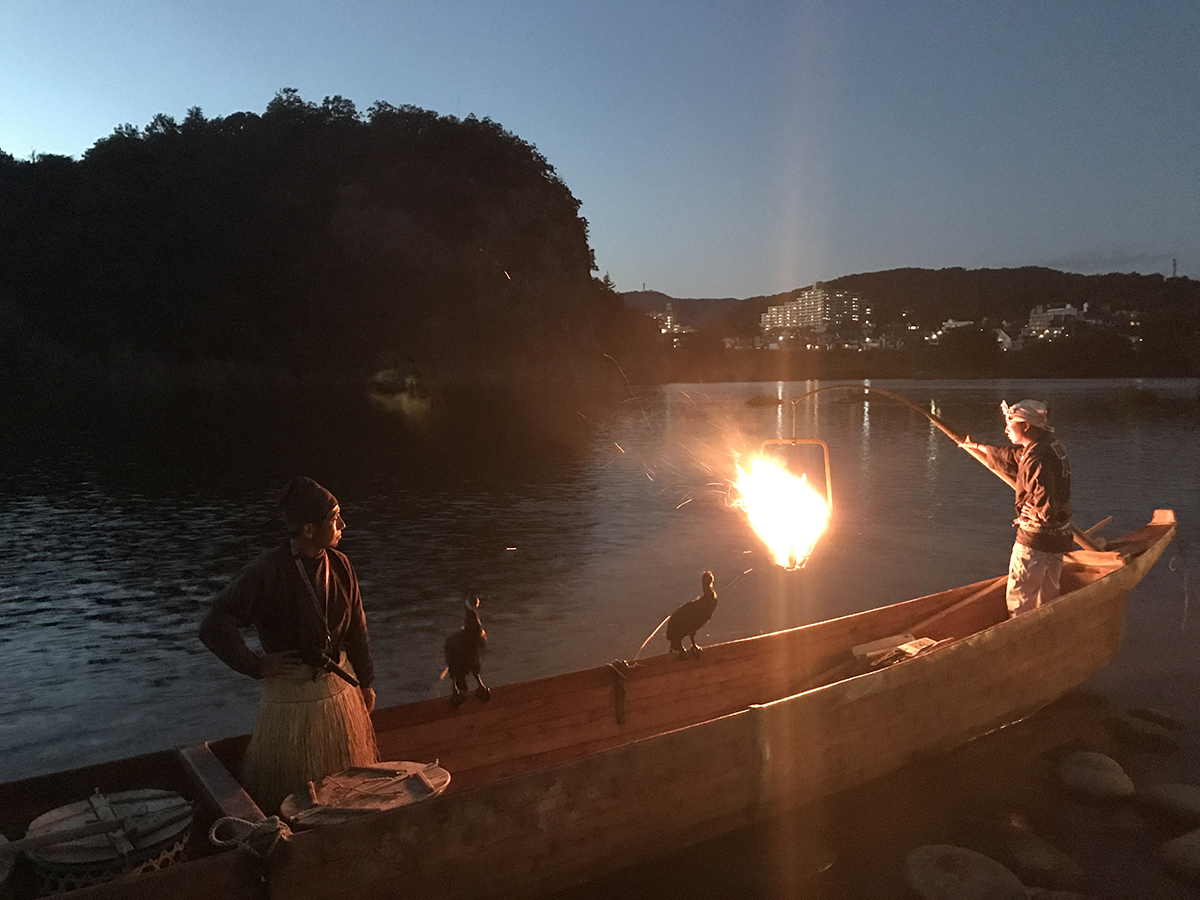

{"left": 909, "top": 576, "right": 1005, "bottom": 636}
{"left": 177, "top": 742, "right": 265, "bottom": 824}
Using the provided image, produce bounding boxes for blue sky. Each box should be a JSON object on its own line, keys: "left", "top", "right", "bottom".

{"left": 3, "top": 1, "right": 1196, "bottom": 298}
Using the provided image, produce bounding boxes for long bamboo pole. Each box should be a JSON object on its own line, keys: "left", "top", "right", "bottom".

{"left": 787, "top": 384, "right": 1099, "bottom": 551}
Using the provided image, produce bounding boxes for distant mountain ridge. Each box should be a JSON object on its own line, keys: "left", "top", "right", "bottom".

{"left": 621, "top": 290, "right": 744, "bottom": 326}
{"left": 624, "top": 266, "right": 1196, "bottom": 334}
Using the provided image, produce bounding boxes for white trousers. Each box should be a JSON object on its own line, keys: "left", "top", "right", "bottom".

{"left": 1006, "top": 542, "right": 1064, "bottom": 616}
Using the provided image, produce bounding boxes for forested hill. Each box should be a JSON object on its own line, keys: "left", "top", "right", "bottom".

{"left": 627, "top": 267, "right": 1198, "bottom": 334}
{"left": 826, "top": 267, "right": 1196, "bottom": 327}
{"left": 0, "top": 90, "right": 654, "bottom": 383}
{"left": 625, "top": 267, "right": 1199, "bottom": 379}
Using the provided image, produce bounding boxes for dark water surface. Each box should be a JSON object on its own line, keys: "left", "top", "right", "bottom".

{"left": 1, "top": 377, "right": 1197, "bottom": 795}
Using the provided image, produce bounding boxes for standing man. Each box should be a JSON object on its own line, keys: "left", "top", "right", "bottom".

{"left": 200, "top": 476, "right": 377, "bottom": 814}
{"left": 958, "top": 400, "right": 1073, "bottom": 618}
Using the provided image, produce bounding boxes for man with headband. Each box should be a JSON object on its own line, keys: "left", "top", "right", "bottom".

{"left": 199, "top": 476, "right": 377, "bottom": 813}
{"left": 959, "top": 400, "right": 1073, "bottom": 618}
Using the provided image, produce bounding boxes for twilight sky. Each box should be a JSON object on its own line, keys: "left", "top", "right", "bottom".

{"left": 3, "top": 1, "right": 1196, "bottom": 298}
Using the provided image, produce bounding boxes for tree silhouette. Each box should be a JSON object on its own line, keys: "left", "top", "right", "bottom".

{"left": 0, "top": 90, "right": 649, "bottom": 384}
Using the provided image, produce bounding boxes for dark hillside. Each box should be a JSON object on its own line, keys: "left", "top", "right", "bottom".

{"left": 0, "top": 90, "right": 656, "bottom": 387}
{"left": 630, "top": 268, "right": 1196, "bottom": 335}
{"left": 622, "top": 290, "right": 743, "bottom": 327}
{"left": 826, "top": 267, "right": 1192, "bottom": 329}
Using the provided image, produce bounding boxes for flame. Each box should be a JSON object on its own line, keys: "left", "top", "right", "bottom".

{"left": 731, "top": 455, "right": 829, "bottom": 570}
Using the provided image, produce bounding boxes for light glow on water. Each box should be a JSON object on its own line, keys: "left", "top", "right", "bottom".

{"left": 0, "top": 378, "right": 1196, "bottom": 781}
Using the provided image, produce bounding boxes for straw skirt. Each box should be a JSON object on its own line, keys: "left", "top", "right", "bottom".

{"left": 241, "top": 656, "right": 378, "bottom": 814}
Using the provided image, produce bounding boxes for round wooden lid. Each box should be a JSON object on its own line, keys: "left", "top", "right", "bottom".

{"left": 24, "top": 789, "right": 192, "bottom": 866}
{"left": 281, "top": 761, "right": 451, "bottom": 829}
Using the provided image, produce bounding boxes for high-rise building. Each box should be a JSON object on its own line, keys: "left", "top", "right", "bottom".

{"left": 759, "top": 285, "right": 868, "bottom": 336}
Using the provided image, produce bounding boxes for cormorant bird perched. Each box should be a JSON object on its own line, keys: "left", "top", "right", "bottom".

{"left": 666, "top": 571, "right": 717, "bottom": 659}
{"left": 442, "top": 598, "right": 490, "bottom": 706}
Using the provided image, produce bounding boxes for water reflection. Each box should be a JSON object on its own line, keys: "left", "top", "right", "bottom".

{"left": 0, "top": 378, "right": 1197, "bottom": 781}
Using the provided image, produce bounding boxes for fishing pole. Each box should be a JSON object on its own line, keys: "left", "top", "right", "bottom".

{"left": 786, "top": 384, "right": 1099, "bottom": 551}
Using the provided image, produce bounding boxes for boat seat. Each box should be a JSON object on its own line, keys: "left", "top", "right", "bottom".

{"left": 853, "top": 633, "right": 942, "bottom": 669}
{"left": 851, "top": 633, "right": 916, "bottom": 658}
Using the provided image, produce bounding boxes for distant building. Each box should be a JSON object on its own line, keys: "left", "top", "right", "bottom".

{"left": 652, "top": 302, "right": 693, "bottom": 348}
{"left": 652, "top": 302, "right": 677, "bottom": 334}
{"left": 925, "top": 320, "right": 1012, "bottom": 351}
{"left": 1023, "top": 304, "right": 1084, "bottom": 341}
{"left": 759, "top": 284, "right": 870, "bottom": 339}
{"left": 925, "top": 319, "right": 975, "bottom": 345}
{"left": 1113, "top": 310, "right": 1143, "bottom": 349}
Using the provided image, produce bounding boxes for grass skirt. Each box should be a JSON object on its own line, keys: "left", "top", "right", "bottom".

{"left": 241, "top": 655, "right": 378, "bottom": 814}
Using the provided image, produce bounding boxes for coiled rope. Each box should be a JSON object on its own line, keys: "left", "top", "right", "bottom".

{"left": 208, "top": 815, "right": 292, "bottom": 860}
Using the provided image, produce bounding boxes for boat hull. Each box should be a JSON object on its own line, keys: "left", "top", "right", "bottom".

{"left": 0, "top": 512, "right": 1176, "bottom": 900}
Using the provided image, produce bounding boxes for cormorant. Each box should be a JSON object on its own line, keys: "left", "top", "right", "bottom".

{"left": 666, "top": 571, "right": 718, "bottom": 659}
{"left": 443, "top": 598, "right": 490, "bottom": 706}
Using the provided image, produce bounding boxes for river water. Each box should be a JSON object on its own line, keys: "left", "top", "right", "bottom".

{"left": 1, "top": 378, "right": 1197, "bottom": 783}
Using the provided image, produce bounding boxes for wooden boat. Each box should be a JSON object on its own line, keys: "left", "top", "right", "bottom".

{"left": 0, "top": 510, "right": 1176, "bottom": 900}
